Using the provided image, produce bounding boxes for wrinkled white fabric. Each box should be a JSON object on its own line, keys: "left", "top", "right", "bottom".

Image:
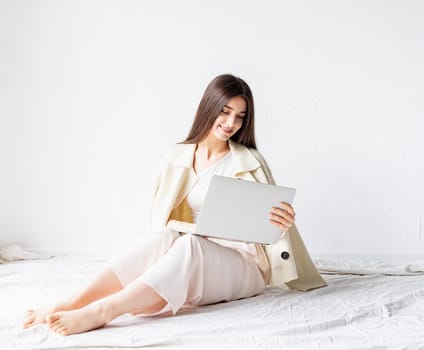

{"left": 3, "top": 254, "right": 424, "bottom": 350}
{"left": 0, "top": 245, "right": 52, "bottom": 263}
{"left": 315, "top": 257, "right": 424, "bottom": 275}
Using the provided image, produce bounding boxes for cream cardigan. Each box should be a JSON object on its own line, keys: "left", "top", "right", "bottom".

{"left": 146, "top": 140, "right": 326, "bottom": 291}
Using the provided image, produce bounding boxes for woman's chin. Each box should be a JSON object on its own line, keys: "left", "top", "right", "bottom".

{"left": 213, "top": 131, "right": 232, "bottom": 142}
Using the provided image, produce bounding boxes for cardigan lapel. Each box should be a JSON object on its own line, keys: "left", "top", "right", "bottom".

{"left": 229, "top": 140, "right": 261, "bottom": 177}
{"left": 167, "top": 143, "right": 197, "bottom": 211}
{"left": 170, "top": 143, "right": 196, "bottom": 169}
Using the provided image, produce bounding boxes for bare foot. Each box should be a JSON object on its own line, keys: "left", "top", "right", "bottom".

{"left": 22, "top": 303, "right": 76, "bottom": 328}
{"left": 23, "top": 304, "right": 67, "bottom": 329}
{"left": 46, "top": 303, "right": 110, "bottom": 336}
{"left": 23, "top": 309, "right": 44, "bottom": 329}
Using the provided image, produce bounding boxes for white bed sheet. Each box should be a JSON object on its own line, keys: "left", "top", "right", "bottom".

{"left": 1, "top": 254, "right": 424, "bottom": 350}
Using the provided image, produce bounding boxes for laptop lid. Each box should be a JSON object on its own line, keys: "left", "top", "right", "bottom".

{"left": 194, "top": 175, "right": 296, "bottom": 244}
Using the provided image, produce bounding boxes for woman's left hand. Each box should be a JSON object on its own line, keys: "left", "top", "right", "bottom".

{"left": 269, "top": 202, "right": 296, "bottom": 232}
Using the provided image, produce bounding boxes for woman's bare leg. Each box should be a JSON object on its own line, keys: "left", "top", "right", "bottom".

{"left": 47, "top": 280, "right": 166, "bottom": 336}
{"left": 23, "top": 267, "right": 122, "bottom": 328}
{"left": 24, "top": 230, "right": 179, "bottom": 329}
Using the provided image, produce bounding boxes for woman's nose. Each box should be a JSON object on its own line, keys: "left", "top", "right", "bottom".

{"left": 224, "top": 115, "right": 236, "bottom": 126}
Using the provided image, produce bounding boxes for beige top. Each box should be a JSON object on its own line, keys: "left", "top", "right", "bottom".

{"left": 187, "top": 152, "right": 233, "bottom": 223}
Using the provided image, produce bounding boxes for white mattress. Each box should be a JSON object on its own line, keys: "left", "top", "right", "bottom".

{"left": 1, "top": 253, "right": 424, "bottom": 350}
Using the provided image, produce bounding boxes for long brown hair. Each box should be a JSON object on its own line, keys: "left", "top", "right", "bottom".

{"left": 183, "top": 74, "right": 256, "bottom": 149}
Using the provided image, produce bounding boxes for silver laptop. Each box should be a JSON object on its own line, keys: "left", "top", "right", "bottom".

{"left": 193, "top": 175, "right": 296, "bottom": 245}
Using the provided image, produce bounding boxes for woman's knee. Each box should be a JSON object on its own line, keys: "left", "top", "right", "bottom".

{"left": 167, "top": 234, "right": 206, "bottom": 261}
{"left": 141, "top": 227, "right": 180, "bottom": 249}
{"left": 175, "top": 233, "right": 204, "bottom": 249}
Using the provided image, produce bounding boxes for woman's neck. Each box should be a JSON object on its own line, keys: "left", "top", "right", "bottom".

{"left": 196, "top": 138, "right": 230, "bottom": 160}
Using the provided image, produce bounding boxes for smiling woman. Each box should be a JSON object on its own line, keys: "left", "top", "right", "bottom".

{"left": 23, "top": 74, "right": 326, "bottom": 336}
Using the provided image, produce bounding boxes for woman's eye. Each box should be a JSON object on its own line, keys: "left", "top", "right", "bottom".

{"left": 221, "top": 110, "right": 230, "bottom": 115}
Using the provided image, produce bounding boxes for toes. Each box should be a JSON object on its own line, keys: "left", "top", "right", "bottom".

{"left": 50, "top": 321, "right": 61, "bottom": 332}
{"left": 49, "top": 319, "right": 61, "bottom": 330}
{"left": 49, "top": 319, "right": 69, "bottom": 336}
{"left": 23, "top": 315, "right": 35, "bottom": 328}
{"left": 46, "top": 314, "right": 58, "bottom": 324}
{"left": 23, "top": 309, "right": 50, "bottom": 329}
{"left": 23, "top": 315, "right": 35, "bottom": 324}
{"left": 58, "top": 326, "right": 70, "bottom": 336}
{"left": 23, "top": 321, "right": 34, "bottom": 329}
{"left": 48, "top": 316, "right": 62, "bottom": 330}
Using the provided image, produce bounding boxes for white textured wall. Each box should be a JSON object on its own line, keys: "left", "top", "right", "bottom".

{"left": 1, "top": 0, "right": 423, "bottom": 254}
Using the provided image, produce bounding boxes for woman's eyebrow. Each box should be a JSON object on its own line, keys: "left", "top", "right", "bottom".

{"left": 223, "top": 105, "right": 247, "bottom": 114}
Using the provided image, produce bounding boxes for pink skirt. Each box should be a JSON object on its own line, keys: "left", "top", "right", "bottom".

{"left": 109, "top": 228, "right": 267, "bottom": 316}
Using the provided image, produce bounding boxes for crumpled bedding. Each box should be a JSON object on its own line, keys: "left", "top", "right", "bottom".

{"left": 1, "top": 254, "right": 424, "bottom": 350}
{"left": 0, "top": 245, "right": 52, "bottom": 263}
{"left": 315, "top": 257, "right": 424, "bottom": 275}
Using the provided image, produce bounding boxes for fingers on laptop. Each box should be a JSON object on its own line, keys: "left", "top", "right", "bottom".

{"left": 269, "top": 202, "right": 296, "bottom": 231}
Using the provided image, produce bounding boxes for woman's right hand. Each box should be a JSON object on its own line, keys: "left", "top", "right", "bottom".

{"left": 269, "top": 202, "right": 296, "bottom": 233}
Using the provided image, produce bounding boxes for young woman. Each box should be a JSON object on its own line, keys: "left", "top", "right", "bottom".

{"left": 23, "top": 74, "right": 326, "bottom": 336}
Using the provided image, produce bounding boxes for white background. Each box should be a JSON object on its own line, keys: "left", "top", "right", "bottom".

{"left": 1, "top": 0, "right": 423, "bottom": 255}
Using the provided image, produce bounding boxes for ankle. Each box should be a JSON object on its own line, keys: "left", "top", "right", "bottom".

{"left": 52, "top": 301, "right": 75, "bottom": 313}
{"left": 65, "top": 295, "right": 88, "bottom": 310}
{"left": 92, "top": 302, "right": 115, "bottom": 324}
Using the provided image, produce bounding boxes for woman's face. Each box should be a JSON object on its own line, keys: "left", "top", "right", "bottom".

{"left": 209, "top": 96, "right": 247, "bottom": 142}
